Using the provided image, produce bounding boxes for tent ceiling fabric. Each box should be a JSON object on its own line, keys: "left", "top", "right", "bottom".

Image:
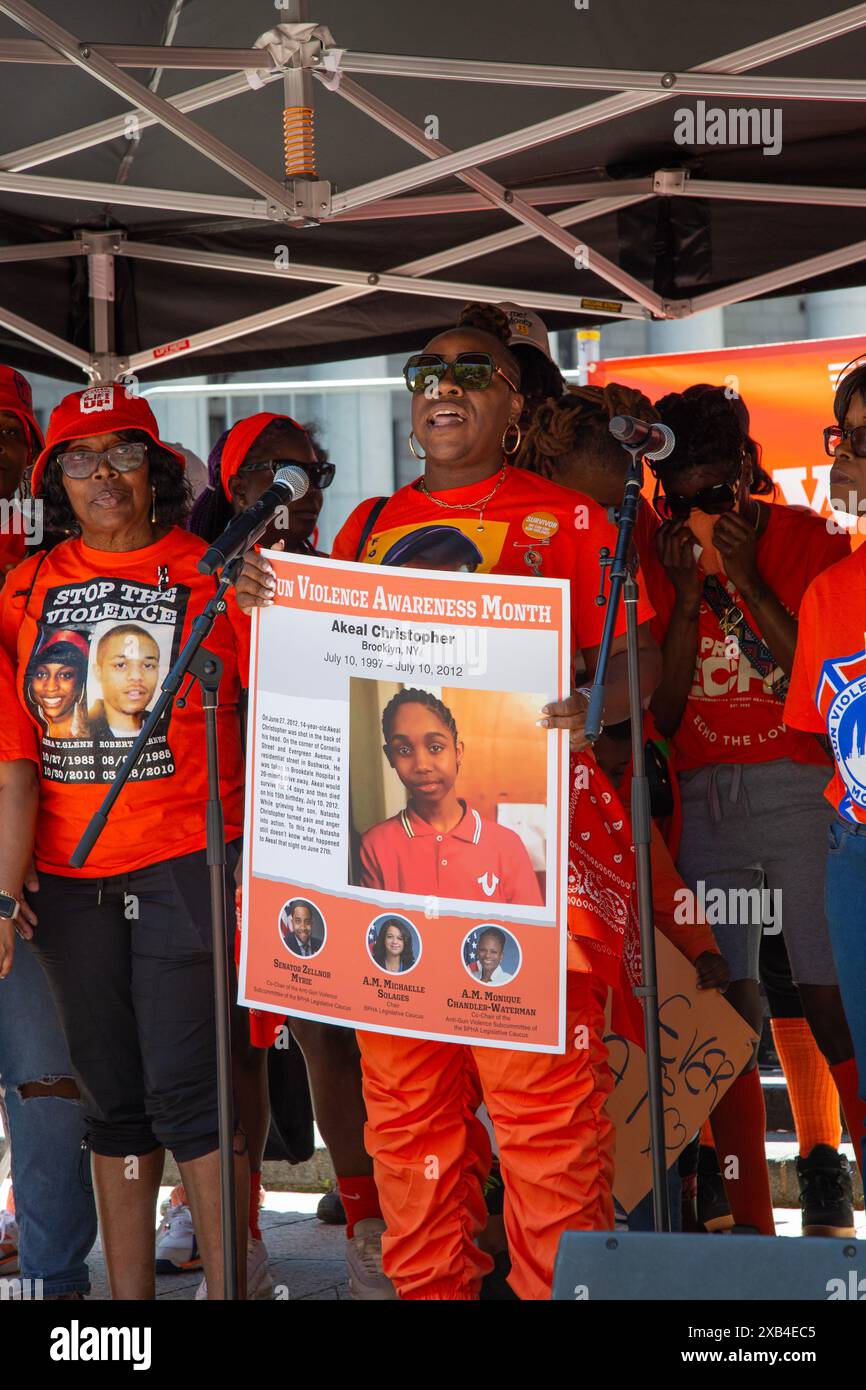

{"left": 1, "top": 0, "right": 866, "bottom": 381}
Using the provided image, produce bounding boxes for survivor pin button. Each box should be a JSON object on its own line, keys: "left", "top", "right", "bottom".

{"left": 521, "top": 511, "right": 559, "bottom": 541}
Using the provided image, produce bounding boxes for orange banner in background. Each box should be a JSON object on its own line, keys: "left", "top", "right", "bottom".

{"left": 589, "top": 333, "right": 866, "bottom": 534}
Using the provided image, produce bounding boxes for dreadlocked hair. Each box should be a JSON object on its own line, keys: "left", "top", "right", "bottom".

{"left": 656, "top": 386, "right": 776, "bottom": 496}
{"left": 510, "top": 343, "right": 566, "bottom": 430}
{"left": 41, "top": 428, "right": 191, "bottom": 536}
{"left": 382, "top": 687, "right": 459, "bottom": 745}
{"left": 456, "top": 302, "right": 511, "bottom": 345}
{"left": 517, "top": 382, "right": 658, "bottom": 479}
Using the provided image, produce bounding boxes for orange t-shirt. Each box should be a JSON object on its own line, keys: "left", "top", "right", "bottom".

{"left": 0, "top": 644, "right": 38, "bottom": 764}
{"left": 785, "top": 543, "right": 866, "bottom": 825}
{"left": 640, "top": 502, "right": 848, "bottom": 769}
{"left": 0, "top": 528, "right": 248, "bottom": 876}
{"left": 331, "top": 467, "right": 654, "bottom": 651}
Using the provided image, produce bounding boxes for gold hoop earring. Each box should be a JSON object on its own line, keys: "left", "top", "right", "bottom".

{"left": 151, "top": 485, "right": 157, "bottom": 524}
{"left": 408, "top": 431, "right": 426, "bottom": 462}
{"left": 502, "top": 422, "right": 522, "bottom": 456}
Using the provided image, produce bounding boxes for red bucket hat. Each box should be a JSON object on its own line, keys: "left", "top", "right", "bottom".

{"left": 0, "top": 364, "right": 43, "bottom": 458}
{"left": 219, "top": 411, "right": 306, "bottom": 501}
{"left": 30, "top": 385, "right": 186, "bottom": 497}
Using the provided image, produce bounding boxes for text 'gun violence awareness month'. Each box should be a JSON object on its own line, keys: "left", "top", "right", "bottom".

{"left": 3, "top": 265, "right": 866, "bottom": 1324}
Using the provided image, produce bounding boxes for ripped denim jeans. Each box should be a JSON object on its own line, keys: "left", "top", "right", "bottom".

{"left": 0, "top": 937, "right": 96, "bottom": 1296}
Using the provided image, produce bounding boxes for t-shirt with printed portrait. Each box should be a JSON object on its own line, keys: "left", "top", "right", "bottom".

{"left": 331, "top": 466, "right": 654, "bottom": 652}
{"left": 0, "top": 527, "right": 249, "bottom": 876}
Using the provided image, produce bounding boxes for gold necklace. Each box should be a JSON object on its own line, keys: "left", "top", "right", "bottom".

{"left": 418, "top": 463, "right": 507, "bottom": 534}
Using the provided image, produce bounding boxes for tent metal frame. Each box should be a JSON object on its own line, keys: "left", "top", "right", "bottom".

{"left": 0, "top": 1, "right": 863, "bottom": 380}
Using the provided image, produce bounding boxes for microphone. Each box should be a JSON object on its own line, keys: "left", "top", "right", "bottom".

{"left": 609, "top": 415, "right": 675, "bottom": 462}
{"left": 197, "top": 465, "right": 310, "bottom": 577}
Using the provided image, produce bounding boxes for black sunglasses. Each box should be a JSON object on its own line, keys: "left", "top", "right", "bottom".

{"left": 824, "top": 425, "right": 866, "bottom": 458}
{"left": 403, "top": 352, "right": 518, "bottom": 394}
{"left": 653, "top": 461, "right": 743, "bottom": 522}
{"left": 239, "top": 458, "right": 335, "bottom": 490}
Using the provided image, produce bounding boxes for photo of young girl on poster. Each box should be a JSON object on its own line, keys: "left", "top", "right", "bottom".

{"left": 355, "top": 686, "right": 544, "bottom": 907}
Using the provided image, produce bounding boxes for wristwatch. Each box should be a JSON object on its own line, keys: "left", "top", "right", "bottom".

{"left": 0, "top": 891, "right": 20, "bottom": 921}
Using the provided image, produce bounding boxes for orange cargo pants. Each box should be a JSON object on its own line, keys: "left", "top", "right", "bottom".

{"left": 357, "top": 972, "right": 615, "bottom": 1300}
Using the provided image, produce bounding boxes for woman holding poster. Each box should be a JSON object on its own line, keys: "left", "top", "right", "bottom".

{"left": 0, "top": 386, "right": 252, "bottom": 1301}
{"left": 237, "top": 303, "right": 661, "bottom": 1300}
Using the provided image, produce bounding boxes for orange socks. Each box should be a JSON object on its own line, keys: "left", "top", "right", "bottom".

{"left": 830, "top": 1057, "right": 866, "bottom": 1177}
{"left": 709, "top": 1068, "right": 776, "bottom": 1235}
{"left": 771, "top": 1017, "right": 841, "bottom": 1156}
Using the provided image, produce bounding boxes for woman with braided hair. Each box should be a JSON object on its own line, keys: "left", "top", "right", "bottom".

{"left": 235, "top": 303, "right": 662, "bottom": 1301}
{"left": 359, "top": 687, "right": 542, "bottom": 905}
{"left": 517, "top": 381, "right": 660, "bottom": 509}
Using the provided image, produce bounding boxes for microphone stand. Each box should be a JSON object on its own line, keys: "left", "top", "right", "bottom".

{"left": 584, "top": 445, "right": 671, "bottom": 1233}
{"left": 71, "top": 554, "right": 245, "bottom": 1298}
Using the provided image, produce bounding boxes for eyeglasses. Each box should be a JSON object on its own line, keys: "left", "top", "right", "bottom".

{"left": 56, "top": 442, "right": 147, "bottom": 479}
{"left": 824, "top": 425, "right": 866, "bottom": 458}
{"left": 402, "top": 352, "right": 518, "bottom": 394}
{"left": 654, "top": 462, "right": 743, "bottom": 521}
{"left": 238, "top": 458, "right": 336, "bottom": 489}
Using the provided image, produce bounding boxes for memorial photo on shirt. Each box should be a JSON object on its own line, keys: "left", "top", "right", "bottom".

{"left": 278, "top": 897, "right": 326, "bottom": 959}
{"left": 22, "top": 576, "right": 188, "bottom": 783}
{"left": 348, "top": 677, "right": 547, "bottom": 908}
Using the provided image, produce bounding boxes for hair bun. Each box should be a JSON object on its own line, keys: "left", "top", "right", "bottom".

{"left": 457, "top": 301, "right": 511, "bottom": 346}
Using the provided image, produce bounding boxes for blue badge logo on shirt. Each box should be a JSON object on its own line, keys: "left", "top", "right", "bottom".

{"left": 818, "top": 648, "right": 866, "bottom": 818}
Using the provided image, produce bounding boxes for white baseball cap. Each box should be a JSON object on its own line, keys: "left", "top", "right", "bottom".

{"left": 498, "top": 302, "right": 553, "bottom": 361}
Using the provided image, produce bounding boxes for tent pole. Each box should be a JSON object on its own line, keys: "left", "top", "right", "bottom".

{"left": 329, "top": 74, "right": 665, "bottom": 313}
{"left": 121, "top": 193, "right": 654, "bottom": 375}
{"left": 0, "top": 302, "right": 90, "bottom": 373}
{"left": 0, "top": 168, "right": 275, "bottom": 222}
{"left": 683, "top": 238, "right": 866, "bottom": 315}
{"left": 0, "top": 0, "right": 297, "bottom": 218}
{"left": 117, "top": 239, "right": 647, "bottom": 318}
{"left": 1, "top": 70, "right": 282, "bottom": 173}
{"left": 80, "top": 231, "right": 120, "bottom": 383}
{"left": 327, "top": 4, "right": 866, "bottom": 214}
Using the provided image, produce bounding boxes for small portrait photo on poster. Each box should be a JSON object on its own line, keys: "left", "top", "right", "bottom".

{"left": 366, "top": 912, "right": 422, "bottom": 976}
{"left": 347, "top": 678, "right": 549, "bottom": 909}
{"left": 462, "top": 924, "right": 522, "bottom": 988}
{"left": 278, "top": 897, "right": 326, "bottom": 959}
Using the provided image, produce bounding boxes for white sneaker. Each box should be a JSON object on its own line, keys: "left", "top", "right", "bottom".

{"left": 155, "top": 1186, "right": 202, "bottom": 1274}
{"left": 195, "top": 1235, "right": 274, "bottom": 1300}
{"left": 346, "top": 1218, "right": 397, "bottom": 1300}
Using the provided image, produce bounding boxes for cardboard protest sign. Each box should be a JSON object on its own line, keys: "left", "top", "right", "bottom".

{"left": 239, "top": 551, "right": 571, "bottom": 1051}
{"left": 605, "top": 931, "right": 758, "bottom": 1213}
